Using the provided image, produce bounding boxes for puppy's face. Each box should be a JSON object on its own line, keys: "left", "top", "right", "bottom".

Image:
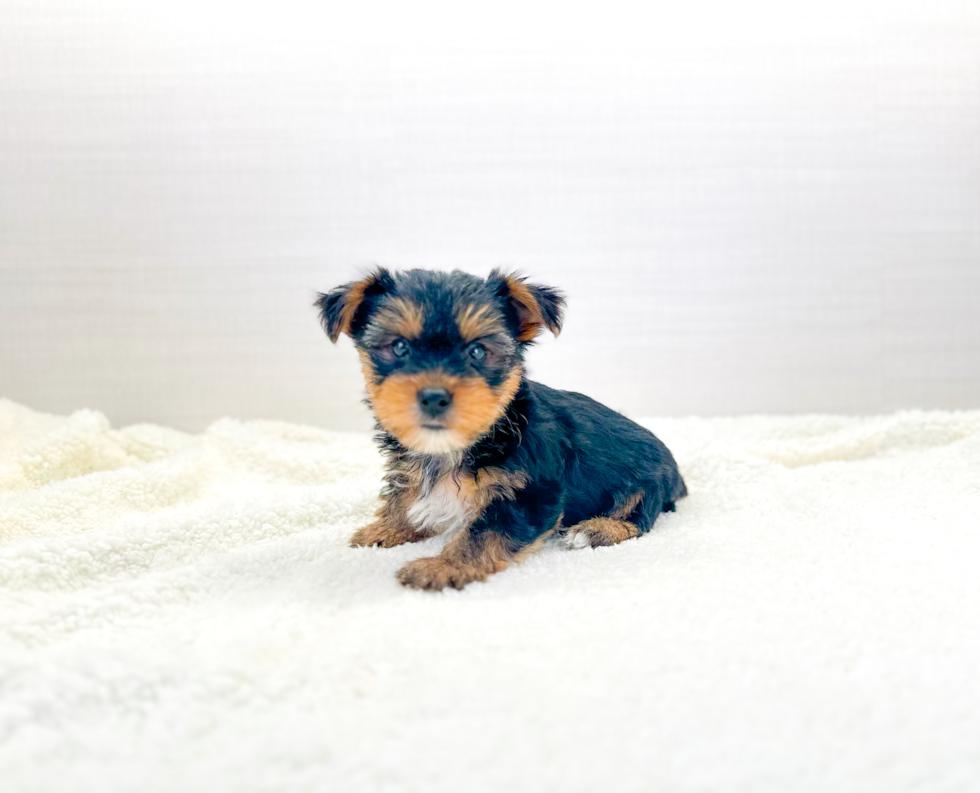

{"left": 317, "top": 269, "right": 564, "bottom": 455}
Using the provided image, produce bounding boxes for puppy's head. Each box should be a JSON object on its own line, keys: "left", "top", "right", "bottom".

{"left": 316, "top": 268, "right": 564, "bottom": 455}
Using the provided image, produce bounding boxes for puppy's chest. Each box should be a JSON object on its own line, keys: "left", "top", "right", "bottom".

{"left": 407, "top": 474, "right": 480, "bottom": 535}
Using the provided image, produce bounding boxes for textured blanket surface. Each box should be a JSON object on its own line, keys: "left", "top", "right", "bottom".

{"left": 1, "top": 399, "right": 979, "bottom": 792}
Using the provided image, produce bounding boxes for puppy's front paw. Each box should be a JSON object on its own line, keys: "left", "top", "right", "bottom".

{"left": 396, "top": 557, "right": 484, "bottom": 591}
{"left": 349, "top": 522, "right": 423, "bottom": 548}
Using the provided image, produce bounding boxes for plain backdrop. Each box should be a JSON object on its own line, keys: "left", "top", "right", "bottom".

{"left": 1, "top": 0, "right": 979, "bottom": 432}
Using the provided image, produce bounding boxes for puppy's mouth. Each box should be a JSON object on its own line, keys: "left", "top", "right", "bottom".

{"left": 421, "top": 423, "right": 447, "bottom": 430}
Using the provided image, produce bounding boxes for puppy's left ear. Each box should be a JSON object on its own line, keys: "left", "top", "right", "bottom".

{"left": 315, "top": 268, "right": 394, "bottom": 342}
{"left": 489, "top": 270, "right": 566, "bottom": 342}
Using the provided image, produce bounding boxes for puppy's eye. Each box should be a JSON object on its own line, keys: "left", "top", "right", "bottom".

{"left": 468, "top": 343, "right": 487, "bottom": 363}
{"left": 391, "top": 339, "right": 410, "bottom": 358}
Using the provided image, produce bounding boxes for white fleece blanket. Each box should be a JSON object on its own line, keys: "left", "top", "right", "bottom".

{"left": 2, "top": 398, "right": 979, "bottom": 792}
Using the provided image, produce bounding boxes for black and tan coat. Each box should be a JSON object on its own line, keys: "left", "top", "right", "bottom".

{"left": 317, "top": 268, "right": 686, "bottom": 590}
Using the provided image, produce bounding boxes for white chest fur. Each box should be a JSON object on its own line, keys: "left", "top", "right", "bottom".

{"left": 407, "top": 476, "right": 479, "bottom": 535}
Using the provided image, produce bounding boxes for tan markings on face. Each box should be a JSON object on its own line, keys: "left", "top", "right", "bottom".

{"left": 609, "top": 489, "right": 645, "bottom": 520}
{"left": 504, "top": 275, "right": 546, "bottom": 342}
{"left": 375, "top": 297, "right": 424, "bottom": 339}
{"left": 361, "top": 364, "right": 524, "bottom": 454}
{"left": 358, "top": 349, "right": 381, "bottom": 402}
{"left": 456, "top": 302, "right": 506, "bottom": 343}
{"left": 367, "top": 371, "right": 439, "bottom": 452}
{"left": 447, "top": 366, "right": 522, "bottom": 449}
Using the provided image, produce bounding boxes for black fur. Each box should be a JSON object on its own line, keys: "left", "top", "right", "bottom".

{"left": 378, "top": 378, "right": 688, "bottom": 548}
{"left": 486, "top": 269, "right": 565, "bottom": 339}
{"left": 462, "top": 380, "right": 687, "bottom": 545}
{"left": 369, "top": 269, "right": 521, "bottom": 389}
{"left": 316, "top": 267, "right": 396, "bottom": 342}
{"left": 317, "top": 267, "right": 686, "bottom": 553}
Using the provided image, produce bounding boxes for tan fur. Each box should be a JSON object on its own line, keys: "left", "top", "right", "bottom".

{"left": 504, "top": 275, "right": 558, "bottom": 342}
{"left": 352, "top": 460, "right": 528, "bottom": 548}
{"left": 564, "top": 517, "right": 640, "bottom": 548}
{"left": 396, "top": 530, "right": 514, "bottom": 590}
{"left": 350, "top": 462, "right": 429, "bottom": 547}
{"left": 447, "top": 366, "right": 523, "bottom": 449}
{"left": 349, "top": 520, "right": 431, "bottom": 548}
{"left": 473, "top": 467, "right": 529, "bottom": 507}
{"left": 358, "top": 364, "right": 524, "bottom": 454}
{"left": 456, "top": 302, "right": 506, "bottom": 342}
{"left": 366, "top": 372, "right": 432, "bottom": 448}
{"left": 374, "top": 297, "right": 424, "bottom": 339}
{"left": 329, "top": 279, "right": 369, "bottom": 342}
{"left": 609, "top": 489, "right": 645, "bottom": 520}
{"left": 397, "top": 513, "right": 558, "bottom": 590}
{"left": 357, "top": 349, "right": 379, "bottom": 397}
{"left": 453, "top": 466, "right": 530, "bottom": 513}
{"left": 407, "top": 466, "right": 528, "bottom": 535}
{"left": 513, "top": 514, "right": 562, "bottom": 562}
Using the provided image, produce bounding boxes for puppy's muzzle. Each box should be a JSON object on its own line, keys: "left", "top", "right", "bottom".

{"left": 417, "top": 387, "right": 452, "bottom": 420}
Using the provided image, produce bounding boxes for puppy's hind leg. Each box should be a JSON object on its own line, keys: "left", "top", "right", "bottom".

{"left": 561, "top": 517, "right": 640, "bottom": 549}
{"left": 561, "top": 484, "right": 659, "bottom": 549}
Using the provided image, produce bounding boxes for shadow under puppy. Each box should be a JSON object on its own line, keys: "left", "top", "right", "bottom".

{"left": 317, "top": 268, "right": 687, "bottom": 590}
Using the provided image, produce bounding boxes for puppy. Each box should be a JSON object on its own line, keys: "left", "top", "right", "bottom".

{"left": 316, "top": 268, "right": 686, "bottom": 590}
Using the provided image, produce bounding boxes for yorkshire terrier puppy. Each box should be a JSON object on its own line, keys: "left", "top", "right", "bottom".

{"left": 316, "top": 268, "right": 686, "bottom": 590}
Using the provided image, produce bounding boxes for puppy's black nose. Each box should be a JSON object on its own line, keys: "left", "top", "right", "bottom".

{"left": 418, "top": 387, "right": 452, "bottom": 418}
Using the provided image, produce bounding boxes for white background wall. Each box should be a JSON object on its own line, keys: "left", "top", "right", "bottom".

{"left": 2, "top": 0, "right": 978, "bottom": 432}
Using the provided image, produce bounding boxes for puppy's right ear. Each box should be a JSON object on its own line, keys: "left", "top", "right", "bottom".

{"left": 315, "top": 268, "right": 394, "bottom": 342}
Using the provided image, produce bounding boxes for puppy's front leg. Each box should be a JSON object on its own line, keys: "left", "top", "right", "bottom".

{"left": 396, "top": 487, "right": 563, "bottom": 590}
{"left": 350, "top": 485, "right": 429, "bottom": 548}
